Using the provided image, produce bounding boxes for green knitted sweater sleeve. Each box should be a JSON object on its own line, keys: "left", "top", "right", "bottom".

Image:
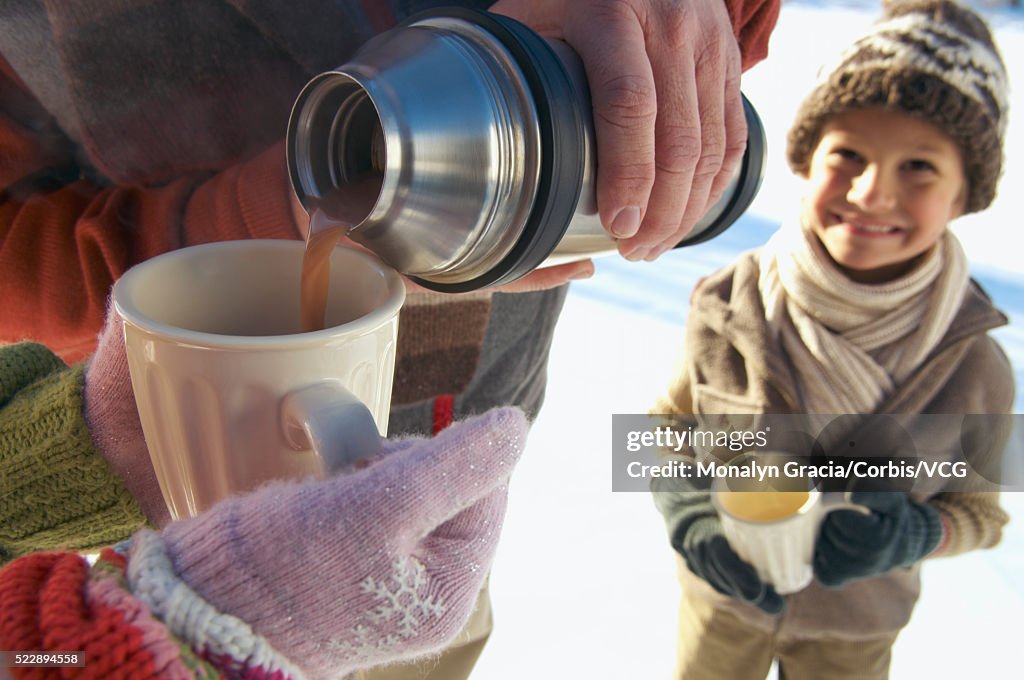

{"left": 0, "top": 342, "right": 149, "bottom": 564}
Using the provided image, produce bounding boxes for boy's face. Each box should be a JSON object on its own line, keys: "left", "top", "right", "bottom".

{"left": 800, "top": 107, "right": 967, "bottom": 284}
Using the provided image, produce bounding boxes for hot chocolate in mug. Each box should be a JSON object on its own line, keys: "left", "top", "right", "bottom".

{"left": 113, "top": 240, "right": 405, "bottom": 520}
{"left": 712, "top": 451, "right": 868, "bottom": 595}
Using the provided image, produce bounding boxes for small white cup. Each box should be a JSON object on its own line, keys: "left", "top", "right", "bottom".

{"left": 113, "top": 240, "right": 405, "bottom": 520}
{"left": 711, "top": 452, "right": 867, "bottom": 595}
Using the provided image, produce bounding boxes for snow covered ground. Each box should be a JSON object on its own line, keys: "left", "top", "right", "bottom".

{"left": 475, "top": 2, "right": 1024, "bottom": 678}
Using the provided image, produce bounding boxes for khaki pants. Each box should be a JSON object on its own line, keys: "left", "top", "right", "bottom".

{"left": 675, "top": 588, "right": 897, "bottom": 680}
{"left": 349, "top": 583, "right": 493, "bottom": 680}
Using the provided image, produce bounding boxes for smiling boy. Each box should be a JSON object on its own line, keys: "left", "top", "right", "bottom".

{"left": 802, "top": 107, "right": 967, "bottom": 285}
{"left": 651, "top": 2, "right": 1013, "bottom": 678}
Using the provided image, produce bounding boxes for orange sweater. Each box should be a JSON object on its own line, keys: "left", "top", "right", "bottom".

{"left": 0, "top": 57, "right": 299, "bottom": 363}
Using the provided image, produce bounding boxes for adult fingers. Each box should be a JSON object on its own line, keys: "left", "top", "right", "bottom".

{"left": 397, "top": 260, "right": 594, "bottom": 295}
{"left": 619, "top": 2, "right": 743, "bottom": 260}
{"left": 700, "top": 56, "right": 747, "bottom": 235}
{"left": 564, "top": 1, "right": 657, "bottom": 242}
{"left": 618, "top": 43, "right": 702, "bottom": 260}
{"left": 648, "top": 36, "right": 745, "bottom": 261}
{"left": 492, "top": 259, "right": 594, "bottom": 293}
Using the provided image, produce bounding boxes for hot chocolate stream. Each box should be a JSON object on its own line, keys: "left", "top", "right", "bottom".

{"left": 300, "top": 209, "right": 350, "bottom": 333}
{"left": 299, "top": 175, "right": 383, "bottom": 332}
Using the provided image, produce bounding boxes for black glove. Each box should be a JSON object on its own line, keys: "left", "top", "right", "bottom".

{"left": 813, "top": 491, "right": 943, "bottom": 588}
{"left": 652, "top": 479, "right": 784, "bottom": 615}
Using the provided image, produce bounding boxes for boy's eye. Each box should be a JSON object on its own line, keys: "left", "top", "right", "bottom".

{"left": 831, "top": 147, "right": 863, "bottom": 163}
{"left": 903, "top": 159, "right": 936, "bottom": 173}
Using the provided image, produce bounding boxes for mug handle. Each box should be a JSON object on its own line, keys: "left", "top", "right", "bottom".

{"left": 279, "top": 381, "right": 383, "bottom": 476}
{"left": 820, "top": 491, "right": 872, "bottom": 516}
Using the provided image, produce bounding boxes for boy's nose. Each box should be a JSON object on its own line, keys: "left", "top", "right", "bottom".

{"left": 847, "top": 164, "right": 896, "bottom": 212}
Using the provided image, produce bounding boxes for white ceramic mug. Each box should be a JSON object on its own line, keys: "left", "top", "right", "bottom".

{"left": 113, "top": 240, "right": 405, "bottom": 520}
{"left": 711, "top": 452, "right": 867, "bottom": 595}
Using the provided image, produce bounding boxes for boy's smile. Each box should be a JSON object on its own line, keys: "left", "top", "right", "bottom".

{"left": 800, "top": 108, "right": 967, "bottom": 284}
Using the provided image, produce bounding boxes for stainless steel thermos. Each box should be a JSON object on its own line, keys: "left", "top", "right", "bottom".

{"left": 287, "top": 7, "right": 766, "bottom": 292}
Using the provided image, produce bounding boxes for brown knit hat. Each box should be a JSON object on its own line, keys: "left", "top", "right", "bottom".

{"left": 786, "top": 0, "right": 1008, "bottom": 214}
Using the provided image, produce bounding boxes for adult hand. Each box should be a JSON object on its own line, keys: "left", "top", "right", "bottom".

{"left": 400, "top": 259, "right": 594, "bottom": 295}
{"left": 652, "top": 480, "right": 784, "bottom": 614}
{"left": 136, "top": 407, "right": 527, "bottom": 679}
{"left": 814, "top": 492, "right": 944, "bottom": 588}
{"left": 489, "top": 0, "right": 746, "bottom": 261}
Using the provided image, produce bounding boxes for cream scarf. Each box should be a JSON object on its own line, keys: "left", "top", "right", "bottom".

{"left": 758, "top": 223, "right": 969, "bottom": 414}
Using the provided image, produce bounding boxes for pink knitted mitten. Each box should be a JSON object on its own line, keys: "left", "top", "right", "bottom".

{"left": 82, "top": 302, "right": 170, "bottom": 527}
{"left": 135, "top": 407, "right": 527, "bottom": 679}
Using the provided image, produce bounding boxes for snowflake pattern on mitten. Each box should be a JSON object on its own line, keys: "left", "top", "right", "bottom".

{"left": 328, "top": 557, "right": 447, "bottom": 662}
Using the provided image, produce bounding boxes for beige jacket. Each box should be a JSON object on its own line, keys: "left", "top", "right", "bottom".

{"left": 655, "top": 250, "right": 1014, "bottom": 640}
